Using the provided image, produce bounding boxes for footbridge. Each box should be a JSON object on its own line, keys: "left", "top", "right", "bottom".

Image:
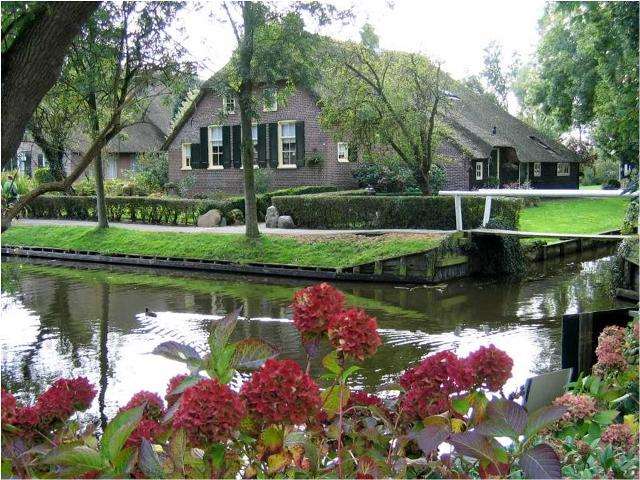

{"left": 439, "top": 188, "right": 638, "bottom": 241}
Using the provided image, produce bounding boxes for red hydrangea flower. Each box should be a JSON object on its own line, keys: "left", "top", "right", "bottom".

{"left": 594, "top": 326, "right": 627, "bottom": 373}
{"left": 292, "top": 283, "right": 345, "bottom": 335}
{"left": 36, "top": 377, "right": 96, "bottom": 427}
{"left": 120, "top": 391, "right": 165, "bottom": 421}
{"left": 125, "top": 418, "right": 164, "bottom": 448}
{"left": 241, "top": 359, "right": 321, "bottom": 425}
{"left": 327, "top": 309, "right": 381, "bottom": 360}
{"left": 601, "top": 423, "right": 636, "bottom": 452}
{"left": 399, "top": 350, "right": 474, "bottom": 419}
{"left": 346, "top": 391, "right": 391, "bottom": 419}
{"left": 552, "top": 393, "right": 597, "bottom": 424}
{"left": 13, "top": 406, "right": 40, "bottom": 430}
{"left": 1, "top": 389, "right": 17, "bottom": 426}
{"left": 165, "top": 374, "right": 188, "bottom": 407}
{"left": 173, "top": 379, "right": 245, "bottom": 445}
{"left": 466, "top": 344, "right": 513, "bottom": 391}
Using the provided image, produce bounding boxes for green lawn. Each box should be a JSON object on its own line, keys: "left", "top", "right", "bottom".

{"left": 1, "top": 226, "right": 443, "bottom": 269}
{"left": 520, "top": 197, "right": 630, "bottom": 236}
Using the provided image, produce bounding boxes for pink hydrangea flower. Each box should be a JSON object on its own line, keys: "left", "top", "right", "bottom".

{"left": 292, "top": 283, "right": 345, "bottom": 336}
{"left": 552, "top": 393, "right": 597, "bottom": 423}
{"left": 119, "top": 391, "right": 165, "bottom": 421}
{"left": 466, "top": 344, "right": 513, "bottom": 391}
{"left": 165, "top": 374, "right": 188, "bottom": 407}
{"left": 601, "top": 423, "right": 636, "bottom": 452}
{"left": 327, "top": 308, "right": 381, "bottom": 361}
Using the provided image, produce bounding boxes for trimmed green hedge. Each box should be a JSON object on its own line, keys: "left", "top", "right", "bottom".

{"left": 271, "top": 194, "right": 522, "bottom": 230}
{"left": 23, "top": 186, "right": 339, "bottom": 226}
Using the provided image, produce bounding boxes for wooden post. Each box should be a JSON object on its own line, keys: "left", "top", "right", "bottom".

{"left": 482, "top": 196, "right": 492, "bottom": 227}
{"left": 454, "top": 195, "right": 463, "bottom": 231}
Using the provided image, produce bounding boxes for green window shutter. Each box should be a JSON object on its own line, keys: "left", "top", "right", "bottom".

{"left": 222, "top": 125, "right": 231, "bottom": 168}
{"left": 295, "top": 121, "right": 305, "bottom": 167}
{"left": 191, "top": 142, "right": 201, "bottom": 169}
{"left": 257, "top": 123, "right": 267, "bottom": 167}
{"left": 232, "top": 125, "right": 241, "bottom": 168}
{"left": 268, "top": 122, "right": 278, "bottom": 167}
{"left": 199, "top": 127, "right": 208, "bottom": 167}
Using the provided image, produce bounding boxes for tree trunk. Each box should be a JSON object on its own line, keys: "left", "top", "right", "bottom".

{"left": 238, "top": 2, "right": 260, "bottom": 240}
{"left": 1, "top": 2, "right": 98, "bottom": 166}
{"left": 94, "top": 153, "right": 108, "bottom": 228}
{"left": 88, "top": 92, "right": 108, "bottom": 228}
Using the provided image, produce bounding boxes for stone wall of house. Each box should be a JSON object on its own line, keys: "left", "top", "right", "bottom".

{"left": 167, "top": 88, "right": 358, "bottom": 194}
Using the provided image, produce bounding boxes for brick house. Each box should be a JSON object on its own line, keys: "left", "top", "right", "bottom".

{"left": 163, "top": 76, "right": 581, "bottom": 194}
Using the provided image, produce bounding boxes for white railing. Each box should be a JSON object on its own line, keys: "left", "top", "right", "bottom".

{"left": 439, "top": 188, "right": 638, "bottom": 233}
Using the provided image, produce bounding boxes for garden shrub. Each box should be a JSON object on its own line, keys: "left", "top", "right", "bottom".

{"left": 352, "top": 161, "right": 417, "bottom": 192}
{"left": 72, "top": 178, "right": 96, "bottom": 196}
{"left": 602, "top": 178, "right": 621, "bottom": 190}
{"left": 469, "top": 218, "right": 526, "bottom": 277}
{"left": 272, "top": 194, "right": 521, "bottom": 230}
{"left": 33, "top": 167, "right": 54, "bottom": 185}
{"left": 5, "top": 283, "right": 635, "bottom": 479}
{"left": 123, "top": 152, "right": 169, "bottom": 194}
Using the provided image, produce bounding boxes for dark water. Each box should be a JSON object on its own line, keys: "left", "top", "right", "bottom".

{"left": 1, "top": 251, "right": 630, "bottom": 422}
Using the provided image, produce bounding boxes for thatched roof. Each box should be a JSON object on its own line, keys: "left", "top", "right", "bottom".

{"left": 162, "top": 41, "right": 581, "bottom": 164}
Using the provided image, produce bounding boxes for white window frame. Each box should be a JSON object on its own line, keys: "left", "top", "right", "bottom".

{"left": 240, "top": 124, "right": 259, "bottom": 169}
{"left": 557, "top": 163, "right": 570, "bottom": 176}
{"left": 263, "top": 88, "right": 278, "bottom": 112}
{"left": 337, "top": 142, "right": 349, "bottom": 163}
{"left": 475, "top": 161, "right": 483, "bottom": 180}
{"left": 533, "top": 162, "right": 542, "bottom": 177}
{"left": 181, "top": 143, "right": 192, "bottom": 170}
{"left": 37, "top": 153, "right": 46, "bottom": 168}
{"left": 278, "top": 120, "right": 297, "bottom": 169}
{"left": 222, "top": 95, "right": 235, "bottom": 114}
{"left": 208, "top": 125, "right": 224, "bottom": 169}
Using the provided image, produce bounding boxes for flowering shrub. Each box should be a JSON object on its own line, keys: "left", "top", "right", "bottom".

{"left": 1, "top": 285, "right": 637, "bottom": 479}
{"left": 327, "top": 308, "right": 381, "bottom": 360}
{"left": 240, "top": 358, "right": 320, "bottom": 424}
{"left": 173, "top": 378, "right": 245, "bottom": 446}
{"left": 292, "top": 282, "right": 344, "bottom": 336}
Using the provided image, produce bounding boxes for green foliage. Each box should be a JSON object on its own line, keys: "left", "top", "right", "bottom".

{"left": 253, "top": 168, "right": 273, "bottom": 194}
{"left": 582, "top": 158, "right": 620, "bottom": 186}
{"left": 352, "top": 162, "right": 417, "bottom": 193}
{"left": 519, "top": 2, "right": 639, "bottom": 166}
{"left": 319, "top": 24, "right": 452, "bottom": 192}
{"left": 272, "top": 194, "right": 521, "bottom": 230}
{"left": 33, "top": 167, "right": 54, "bottom": 185}
{"left": 1, "top": 171, "right": 32, "bottom": 199}
{"left": 124, "top": 153, "right": 169, "bottom": 195}
{"left": 470, "top": 219, "right": 525, "bottom": 277}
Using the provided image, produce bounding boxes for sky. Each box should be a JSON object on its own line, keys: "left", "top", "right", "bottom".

{"left": 174, "top": 0, "right": 547, "bottom": 83}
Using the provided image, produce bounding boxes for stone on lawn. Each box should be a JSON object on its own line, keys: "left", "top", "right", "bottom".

{"left": 197, "top": 209, "right": 222, "bottom": 227}
{"left": 277, "top": 215, "right": 295, "bottom": 229}
{"left": 265, "top": 205, "right": 279, "bottom": 228}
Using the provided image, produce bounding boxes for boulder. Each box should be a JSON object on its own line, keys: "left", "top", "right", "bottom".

{"left": 197, "top": 209, "right": 222, "bottom": 228}
{"left": 228, "top": 208, "right": 244, "bottom": 225}
{"left": 277, "top": 215, "right": 295, "bottom": 229}
{"left": 265, "top": 205, "right": 279, "bottom": 228}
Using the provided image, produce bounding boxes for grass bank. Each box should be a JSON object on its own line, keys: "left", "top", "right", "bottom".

{"left": 520, "top": 197, "right": 630, "bottom": 243}
{"left": 1, "top": 226, "right": 443, "bottom": 269}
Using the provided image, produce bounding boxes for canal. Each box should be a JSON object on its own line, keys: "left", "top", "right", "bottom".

{"left": 1, "top": 250, "right": 631, "bottom": 422}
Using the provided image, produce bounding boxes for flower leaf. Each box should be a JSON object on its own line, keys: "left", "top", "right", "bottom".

{"left": 209, "top": 308, "right": 241, "bottom": 356}
{"left": 519, "top": 443, "right": 562, "bottom": 479}
{"left": 169, "top": 429, "right": 187, "bottom": 475}
{"left": 525, "top": 405, "right": 567, "bottom": 438}
{"left": 451, "top": 396, "right": 471, "bottom": 416}
{"left": 321, "top": 384, "right": 350, "bottom": 419}
{"left": 322, "top": 351, "right": 342, "bottom": 375}
{"left": 408, "top": 423, "right": 450, "bottom": 456}
{"left": 100, "top": 406, "right": 144, "bottom": 462}
{"left": 592, "top": 410, "right": 619, "bottom": 426}
{"left": 261, "top": 426, "right": 283, "bottom": 451}
{"left": 231, "top": 338, "right": 278, "bottom": 371}
{"left": 267, "top": 452, "right": 289, "bottom": 474}
{"left": 139, "top": 439, "right": 165, "bottom": 479}
{"left": 41, "top": 445, "right": 107, "bottom": 471}
{"left": 449, "top": 431, "right": 498, "bottom": 461}
{"left": 475, "top": 398, "right": 527, "bottom": 438}
{"left": 152, "top": 342, "right": 201, "bottom": 373}
{"left": 168, "top": 374, "right": 203, "bottom": 396}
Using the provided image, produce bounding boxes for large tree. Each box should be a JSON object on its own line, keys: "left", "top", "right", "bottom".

{"left": 517, "top": 1, "right": 639, "bottom": 167}
{"left": 1, "top": 2, "right": 192, "bottom": 231}
{"left": 320, "top": 24, "right": 450, "bottom": 194}
{"left": 1, "top": 1, "right": 98, "bottom": 165}
{"left": 219, "top": 1, "right": 348, "bottom": 239}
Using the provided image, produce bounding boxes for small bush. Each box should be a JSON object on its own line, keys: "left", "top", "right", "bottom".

{"left": 272, "top": 194, "right": 521, "bottom": 230}
{"left": 72, "top": 178, "right": 96, "bottom": 196}
{"left": 352, "top": 162, "right": 417, "bottom": 193}
{"left": 602, "top": 178, "right": 621, "bottom": 190}
{"left": 123, "top": 152, "right": 169, "bottom": 194}
{"left": 33, "top": 167, "right": 54, "bottom": 185}
{"left": 254, "top": 169, "right": 273, "bottom": 194}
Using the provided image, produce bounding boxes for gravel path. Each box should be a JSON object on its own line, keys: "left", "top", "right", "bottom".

{"left": 13, "top": 218, "right": 452, "bottom": 237}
